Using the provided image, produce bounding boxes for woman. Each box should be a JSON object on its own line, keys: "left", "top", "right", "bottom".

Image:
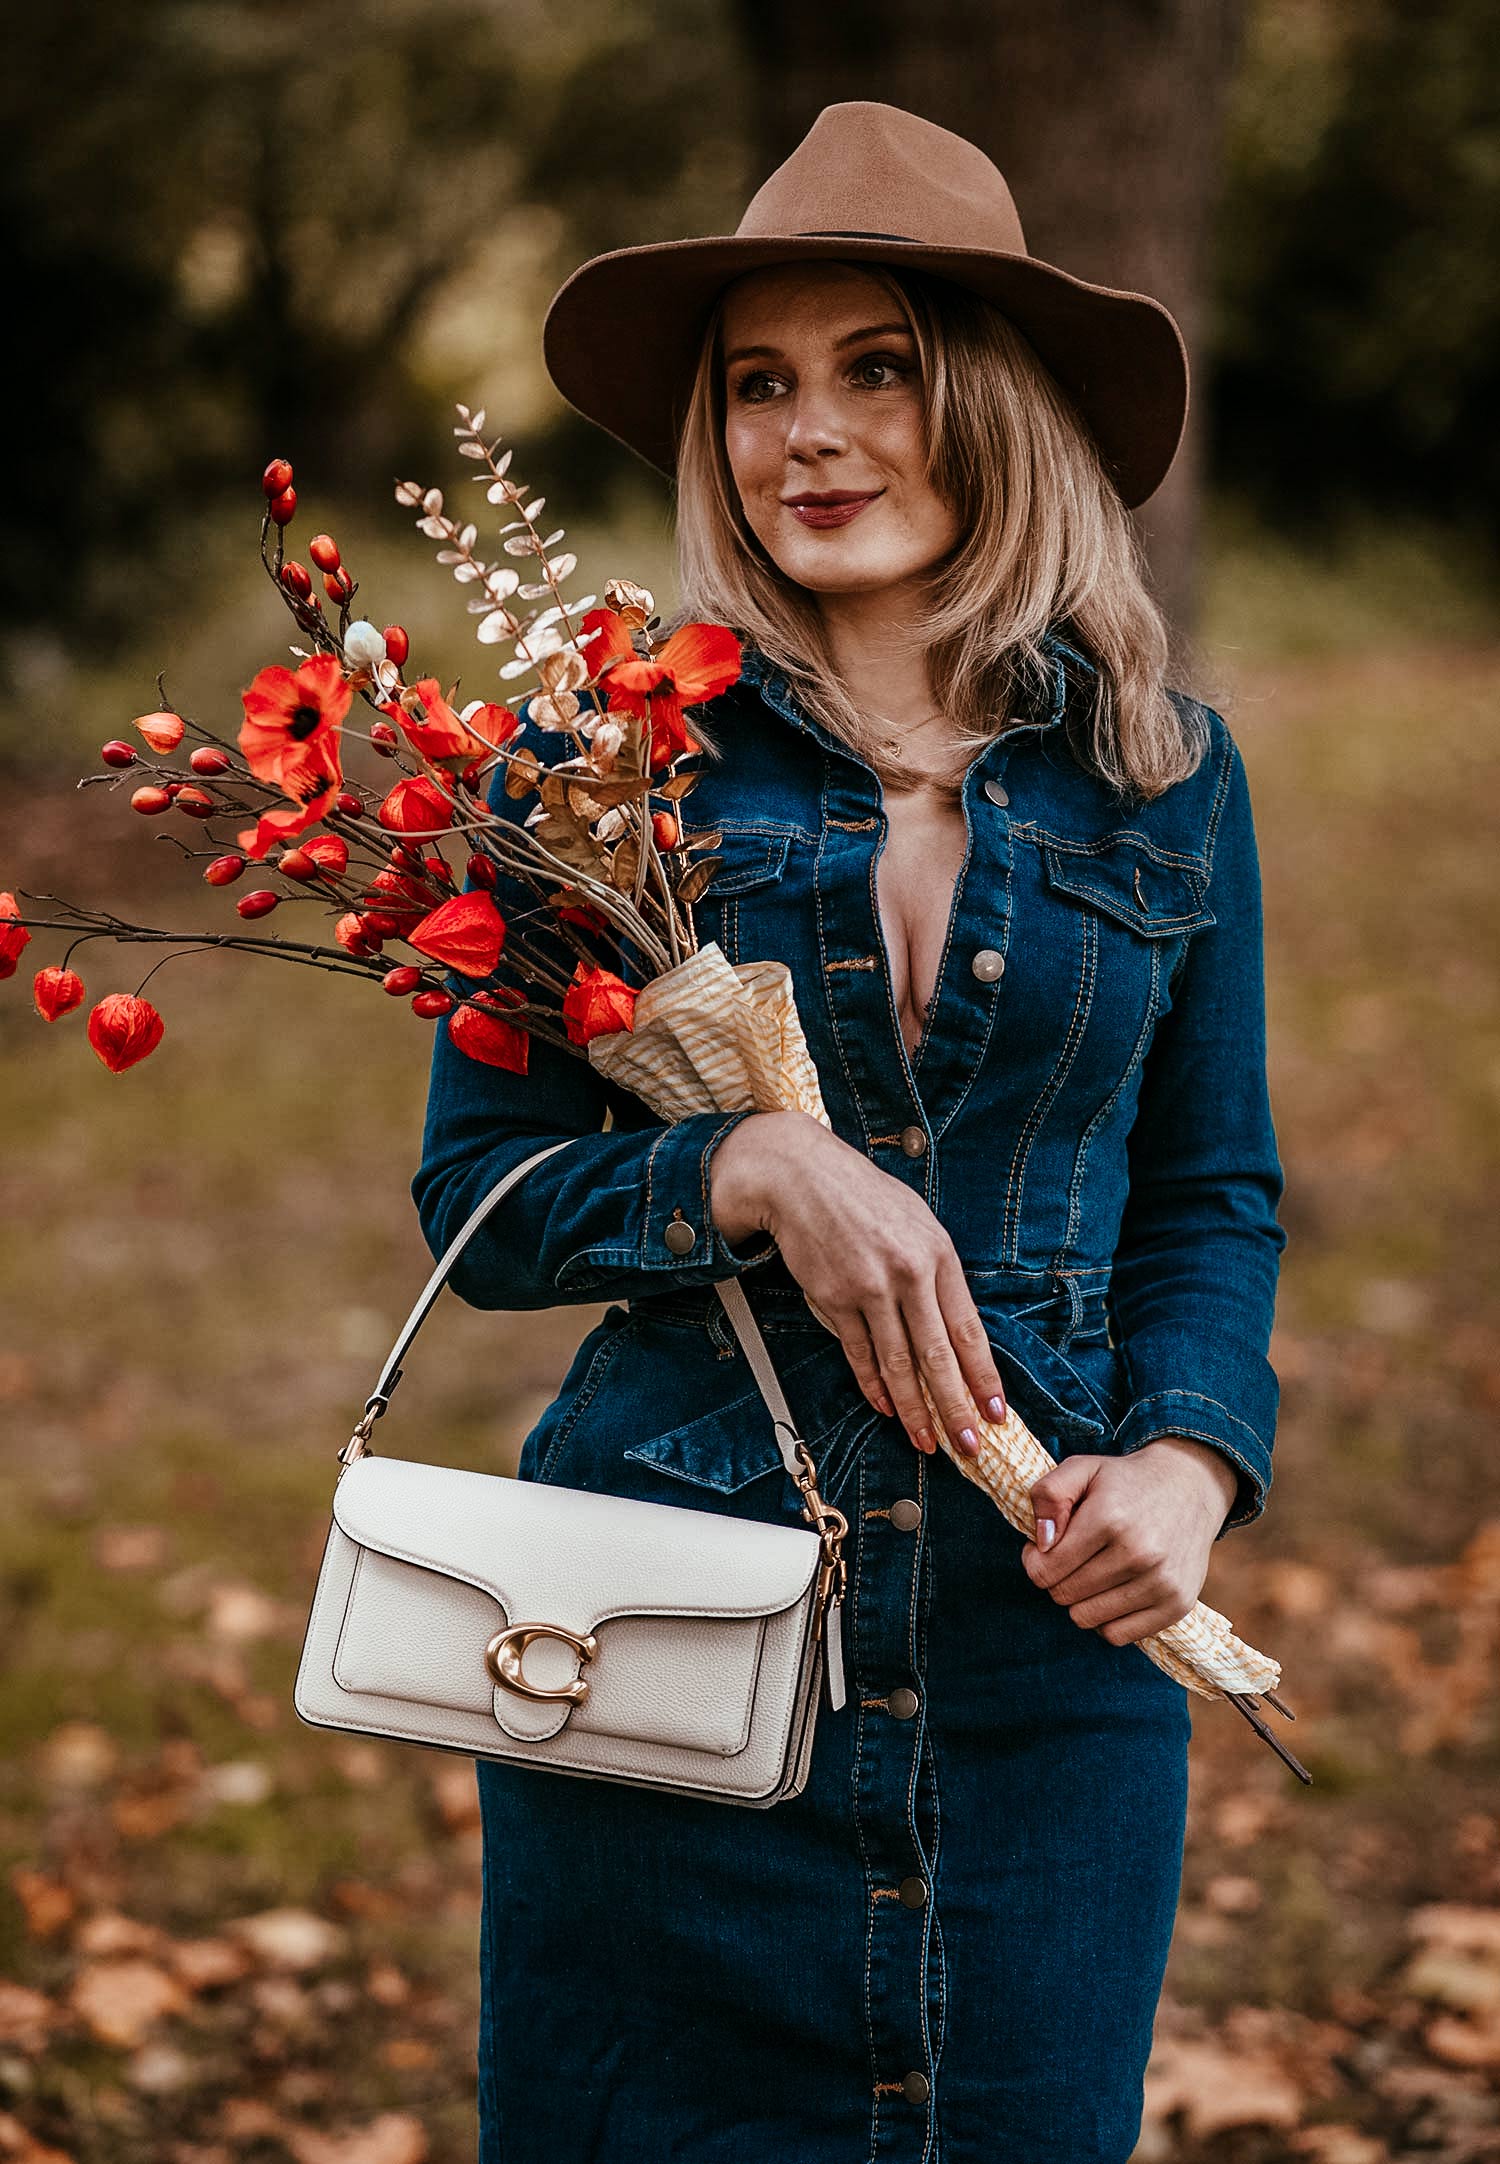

{"left": 412, "top": 101, "right": 1288, "bottom": 2164}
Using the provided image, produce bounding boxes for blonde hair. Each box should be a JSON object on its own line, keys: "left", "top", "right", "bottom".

{"left": 668, "top": 262, "right": 1211, "bottom": 803}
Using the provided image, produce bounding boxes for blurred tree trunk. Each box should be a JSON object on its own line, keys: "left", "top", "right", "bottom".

{"left": 731, "top": 0, "right": 1246, "bottom": 666}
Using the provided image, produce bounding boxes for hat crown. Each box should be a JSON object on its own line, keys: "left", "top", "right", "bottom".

{"left": 736, "top": 101, "right": 1028, "bottom": 258}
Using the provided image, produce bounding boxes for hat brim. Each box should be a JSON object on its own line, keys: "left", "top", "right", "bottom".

{"left": 542, "top": 233, "right": 1188, "bottom": 510}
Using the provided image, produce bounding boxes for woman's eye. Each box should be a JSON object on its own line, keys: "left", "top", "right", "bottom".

{"left": 731, "top": 371, "right": 780, "bottom": 404}
{"left": 852, "top": 353, "right": 908, "bottom": 387}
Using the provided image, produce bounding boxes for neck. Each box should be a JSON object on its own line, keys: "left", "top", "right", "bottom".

{"left": 814, "top": 583, "right": 941, "bottom": 733}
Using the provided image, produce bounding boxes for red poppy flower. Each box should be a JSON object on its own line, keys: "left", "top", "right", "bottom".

{"left": 384, "top": 680, "right": 516, "bottom": 765}
{"left": 448, "top": 986, "right": 529, "bottom": 1073}
{"left": 377, "top": 775, "right": 456, "bottom": 835}
{"left": 562, "top": 960, "right": 638, "bottom": 1045}
{"left": 581, "top": 614, "right": 741, "bottom": 770}
{"left": 33, "top": 965, "right": 85, "bottom": 1020}
{"left": 0, "top": 892, "right": 32, "bottom": 980}
{"left": 238, "top": 653, "right": 350, "bottom": 800}
{"left": 234, "top": 754, "right": 342, "bottom": 860}
{"left": 405, "top": 892, "right": 507, "bottom": 977}
{"left": 86, "top": 993, "right": 165, "bottom": 1073}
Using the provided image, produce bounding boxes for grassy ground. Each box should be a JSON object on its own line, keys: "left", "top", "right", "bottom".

{"left": 1, "top": 506, "right": 1497, "bottom": 2161}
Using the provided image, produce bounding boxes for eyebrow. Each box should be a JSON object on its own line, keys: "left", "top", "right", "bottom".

{"left": 722, "top": 321, "right": 914, "bottom": 366}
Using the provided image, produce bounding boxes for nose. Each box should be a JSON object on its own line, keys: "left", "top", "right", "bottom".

{"left": 782, "top": 379, "right": 850, "bottom": 461}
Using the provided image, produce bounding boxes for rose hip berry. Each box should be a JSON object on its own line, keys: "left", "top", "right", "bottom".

{"left": 262, "top": 458, "right": 294, "bottom": 498}
{"left": 308, "top": 534, "right": 341, "bottom": 573}
{"left": 268, "top": 488, "right": 297, "bottom": 526}
{"left": 174, "top": 787, "right": 217, "bottom": 819}
{"left": 204, "top": 855, "right": 245, "bottom": 885}
{"left": 383, "top": 624, "right": 410, "bottom": 666}
{"left": 411, "top": 989, "right": 454, "bottom": 1019}
{"left": 101, "top": 740, "right": 137, "bottom": 768}
{"left": 280, "top": 560, "right": 313, "bottom": 598}
{"left": 382, "top": 966, "right": 422, "bottom": 996}
{"left": 189, "top": 745, "right": 232, "bottom": 775}
{"left": 236, "top": 890, "right": 280, "bottom": 918}
{"left": 130, "top": 785, "right": 173, "bottom": 815}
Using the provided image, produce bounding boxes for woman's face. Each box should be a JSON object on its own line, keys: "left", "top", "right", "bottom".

{"left": 719, "top": 262, "right": 962, "bottom": 600}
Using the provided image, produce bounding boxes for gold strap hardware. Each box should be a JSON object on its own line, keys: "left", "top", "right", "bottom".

{"left": 791, "top": 1440, "right": 849, "bottom": 1621}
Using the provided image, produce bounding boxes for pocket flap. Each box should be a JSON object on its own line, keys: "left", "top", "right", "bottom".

{"left": 1043, "top": 839, "right": 1215, "bottom": 936}
{"left": 692, "top": 828, "right": 791, "bottom": 894}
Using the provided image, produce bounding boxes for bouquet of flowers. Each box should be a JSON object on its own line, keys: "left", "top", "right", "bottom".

{"left": 1, "top": 406, "right": 1306, "bottom": 1777}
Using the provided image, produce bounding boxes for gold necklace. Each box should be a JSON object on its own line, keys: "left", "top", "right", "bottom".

{"left": 867, "top": 705, "right": 947, "bottom": 759}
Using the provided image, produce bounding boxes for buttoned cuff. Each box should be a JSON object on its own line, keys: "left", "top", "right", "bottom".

{"left": 1112, "top": 1324, "right": 1279, "bottom": 1537}
{"left": 555, "top": 1107, "right": 779, "bottom": 1291}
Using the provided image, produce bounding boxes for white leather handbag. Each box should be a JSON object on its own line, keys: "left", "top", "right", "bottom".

{"left": 294, "top": 1139, "right": 850, "bottom": 1808}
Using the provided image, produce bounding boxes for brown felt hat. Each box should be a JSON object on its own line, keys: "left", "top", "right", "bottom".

{"left": 542, "top": 100, "right": 1190, "bottom": 510}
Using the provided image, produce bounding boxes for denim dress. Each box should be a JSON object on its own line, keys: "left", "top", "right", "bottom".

{"left": 411, "top": 627, "right": 1288, "bottom": 2164}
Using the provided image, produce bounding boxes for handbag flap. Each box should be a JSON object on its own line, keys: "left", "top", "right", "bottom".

{"left": 332, "top": 1455, "right": 819, "bottom": 1629}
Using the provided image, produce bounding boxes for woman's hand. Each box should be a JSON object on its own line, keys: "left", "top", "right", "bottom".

{"left": 709, "top": 1108, "right": 1006, "bottom": 1456}
{"left": 1019, "top": 1436, "right": 1240, "bottom": 1644}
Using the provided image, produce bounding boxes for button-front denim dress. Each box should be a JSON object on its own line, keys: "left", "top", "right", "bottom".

{"left": 411, "top": 627, "right": 1289, "bottom": 2164}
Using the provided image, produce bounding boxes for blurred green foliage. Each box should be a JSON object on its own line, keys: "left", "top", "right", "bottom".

{"left": 1213, "top": 0, "right": 1500, "bottom": 535}
{"left": 2, "top": 0, "right": 1495, "bottom": 771}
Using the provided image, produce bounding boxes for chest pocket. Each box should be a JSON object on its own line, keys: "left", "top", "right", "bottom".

{"left": 689, "top": 824, "right": 794, "bottom": 966}
{"left": 1041, "top": 836, "right": 1215, "bottom": 939}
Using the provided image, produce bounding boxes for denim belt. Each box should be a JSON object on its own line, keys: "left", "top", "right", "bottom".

{"left": 628, "top": 1264, "right": 1113, "bottom": 1352}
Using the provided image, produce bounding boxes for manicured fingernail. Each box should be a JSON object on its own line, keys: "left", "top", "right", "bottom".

{"left": 986, "top": 1396, "right": 1007, "bottom": 1421}
{"left": 1036, "top": 1517, "right": 1055, "bottom": 1550}
{"left": 958, "top": 1427, "right": 980, "bottom": 1458}
{"left": 914, "top": 1427, "right": 935, "bottom": 1453}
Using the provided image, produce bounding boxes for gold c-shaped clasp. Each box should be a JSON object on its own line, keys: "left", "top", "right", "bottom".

{"left": 484, "top": 1621, "right": 599, "bottom": 1705}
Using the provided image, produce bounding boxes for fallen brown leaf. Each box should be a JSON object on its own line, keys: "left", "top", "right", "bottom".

{"left": 1142, "top": 2033, "right": 1302, "bottom": 2141}
{"left": 225, "top": 1908, "right": 347, "bottom": 1973}
{"left": 285, "top": 2114, "right": 428, "bottom": 2164}
{"left": 0, "top": 2108, "right": 76, "bottom": 2163}
{"left": 69, "top": 1959, "right": 187, "bottom": 2048}
{"left": 8, "top": 1867, "right": 75, "bottom": 1940}
{"left": 35, "top": 1722, "right": 118, "bottom": 1790}
{"left": 0, "top": 1981, "right": 63, "bottom": 2055}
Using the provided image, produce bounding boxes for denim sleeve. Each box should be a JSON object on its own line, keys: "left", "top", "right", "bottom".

{"left": 409, "top": 738, "right": 779, "bottom": 1310}
{"left": 1107, "top": 725, "right": 1289, "bottom": 1537}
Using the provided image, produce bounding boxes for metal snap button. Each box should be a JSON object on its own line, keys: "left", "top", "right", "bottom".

{"left": 970, "top": 947, "right": 1005, "bottom": 982}
{"left": 663, "top": 1216, "right": 697, "bottom": 1255}
{"left": 889, "top": 1498, "right": 922, "bottom": 1532}
{"left": 901, "top": 2070, "right": 931, "bottom": 2104}
{"left": 899, "top": 1125, "right": 928, "bottom": 1158}
{"left": 887, "top": 1686, "right": 920, "bottom": 1721}
{"left": 897, "top": 1876, "right": 928, "bottom": 1909}
{"left": 983, "top": 778, "right": 1009, "bottom": 807}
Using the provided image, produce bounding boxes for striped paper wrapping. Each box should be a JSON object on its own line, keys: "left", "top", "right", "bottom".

{"left": 588, "top": 940, "right": 1280, "bottom": 1702}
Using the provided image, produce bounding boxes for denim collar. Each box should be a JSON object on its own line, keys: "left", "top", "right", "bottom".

{"left": 733, "top": 626, "right": 1096, "bottom": 765}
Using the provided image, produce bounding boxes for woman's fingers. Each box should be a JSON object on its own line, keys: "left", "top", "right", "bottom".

{"left": 900, "top": 1287, "right": 988, "bottom": 1458}
{"left": 862, "top": 1303, "right": 937, "bottom": 1452}
{"left": 836, "top": 1314, "right": 896, "bottom": 1418}
{"left": 934, "top": 1250, "right": 1007, "bottom": 1423}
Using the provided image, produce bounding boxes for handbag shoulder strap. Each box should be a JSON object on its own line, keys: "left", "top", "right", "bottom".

{"left": 347, "top": 1137, "right": 812, "bottom": 1485}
